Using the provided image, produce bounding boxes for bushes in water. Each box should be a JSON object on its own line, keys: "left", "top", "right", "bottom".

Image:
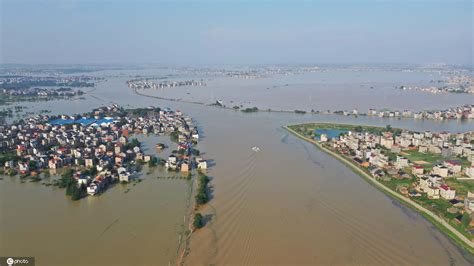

{"left": 195, "top": 174, "right": 210, "bottom": 205}
{"left": 193, "top": 213, "right": 204, "bottom": 229}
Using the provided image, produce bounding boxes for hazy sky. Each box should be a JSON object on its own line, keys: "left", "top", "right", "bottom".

{"left": 1, "top": 0, "right": 472, "bottom": 65}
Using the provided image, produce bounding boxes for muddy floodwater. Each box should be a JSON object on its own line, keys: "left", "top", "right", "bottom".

{"left": 1, "top": 69, "right": 474, "bottom": 265}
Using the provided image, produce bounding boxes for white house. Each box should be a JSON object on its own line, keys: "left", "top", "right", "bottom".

{"left": 412, "top": 165, "right": 424, "bottom": 176}
{"left": 395, "top": 156, "right": 409, "bottom": 169}
{"left": 118, "top": 167, "right": 131, "bottom": 182}
{"left": 426, "top": 186, "right": 440, "bottom": 199}
{"left": 439, "top": 185, "right": 456, "bottom": 200}
{"left": 443, "top": 160, "right": 462, "bottom": 174}
{"left": 198, "top": 160, "right": 208, "bottom": 170}
{"left": 320, "top": 134, "right": 328, "bottom": 142}
{"left": 433, "top": 165, "right": 449, "bottom": 178}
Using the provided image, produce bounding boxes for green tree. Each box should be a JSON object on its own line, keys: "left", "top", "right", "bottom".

{"left": 148, "top": 156, "right": 158, "bottom": 167}
{"left": 193, "top": 213, "right": 204, "bottom": 229}
{"left": 170, "top": 131, "right": 179, "bottom": 142}
{"left": 195, "top": 174, "right": 210, "bottom": 205}
{"left": 66, "top": 181, "right": 75, "bottom": 196}
{"left": 196, "top": 192, "right": 208, "bottom": 205}
{"left": 130, "top": 138, "right": 140, "bottom": 148}
{"left": 71, "top": 184, "right": 85, "bottom": 201}
{"left": 28, "top": 160, "right": 38, "bottom": 169}
{"left": 461, "top": 213, "right": 472, "bottom": 228}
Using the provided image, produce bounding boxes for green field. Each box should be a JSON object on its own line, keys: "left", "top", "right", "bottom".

{"left": 446, "top": 179, "right": 474, "bottom": 197}
{"left": 288, "top": 122, "right": 389, "bottom": 134}
{"left": 402, "top": 149, "right": 470, "bottom": 171}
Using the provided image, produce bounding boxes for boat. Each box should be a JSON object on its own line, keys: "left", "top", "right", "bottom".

{"left": 252, "top": 146, "right": 261, "bottom": 152}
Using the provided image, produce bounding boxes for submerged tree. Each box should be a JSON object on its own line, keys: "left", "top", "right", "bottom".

{"left": 193, "top": 213, "right": 204, "bottom": 229}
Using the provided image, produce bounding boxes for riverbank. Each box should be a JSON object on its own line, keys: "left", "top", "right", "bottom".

{"left": 283, "top": 125, "right": 474, "bottom": 255}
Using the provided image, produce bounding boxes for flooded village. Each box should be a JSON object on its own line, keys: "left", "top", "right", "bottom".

{"left": 2, "top": 0, "right": 474, "bottom": 264}
{"left": 288, "top": 123, "right": 474, "bottom": 251}
{"left": 1, "top": 65, "right": 474, "bottom": 266}
{"left": 0, "top": 104, "right": 206, "bottom": 200}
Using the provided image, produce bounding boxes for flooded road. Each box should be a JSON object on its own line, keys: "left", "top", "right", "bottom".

{"left": 1, "top": 70, "right": 474, "bottom": 265}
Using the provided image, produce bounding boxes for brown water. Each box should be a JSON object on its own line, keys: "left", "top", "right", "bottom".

{"left": 0, "top": 130, "right": 192, "bottom": 266}
{"left": 1, "top": 69, "right": 474, "bottom": 265}
{"left": 185, "top": 111, "right": 473, "bottom": 265}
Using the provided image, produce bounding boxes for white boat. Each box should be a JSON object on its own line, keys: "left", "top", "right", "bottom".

{"left": 252, "top": 146, "right": 261, "bottom": 152}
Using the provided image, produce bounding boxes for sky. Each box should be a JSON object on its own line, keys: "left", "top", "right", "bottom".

{"left": 1, "top": 0, "right": 472, "bottom": 65}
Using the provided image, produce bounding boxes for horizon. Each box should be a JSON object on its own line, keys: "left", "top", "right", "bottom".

{"left": 1, "top": 0, "right": 472, "bottom": 65}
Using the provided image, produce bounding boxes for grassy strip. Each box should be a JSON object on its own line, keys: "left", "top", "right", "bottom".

{"left": 288, "top": 122, "right": 392, "bottom": 134}
{"left": 284, "top": 125, "right": 474, "bottom": 255}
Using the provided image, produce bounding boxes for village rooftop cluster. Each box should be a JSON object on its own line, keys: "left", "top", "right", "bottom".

{"left": 314, "top": 125, "right": 474, "bottom": 232}
{"left": 127, "top": 79, "right": 206, "bottom": 89}
{"left": 365, "top": 104, "right": 474, "bottom": 120}
{"left": 0, "top": 75, "right": 97, "bottom": 90}
{"left": 399, "top": 74, "right": 474, "bottom": 94}
{"left": 1, "top": 87, "right": 84, "bottom": 97}
{"left": 0, "top": 104, "right": 204, "bottom": 198}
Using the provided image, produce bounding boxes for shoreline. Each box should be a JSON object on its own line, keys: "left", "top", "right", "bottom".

{"left": 283, "top": 125, "right": 474, "bottom": 255}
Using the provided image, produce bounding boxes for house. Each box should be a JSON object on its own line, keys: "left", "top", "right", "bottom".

{"left": 85, "top": 158, "right": 94, "bottom": 168}
{"left": 181, "top": 163, "right": 189, "bottom": 172}
{"left": 380, "top": 134, "right": 394, "bottom": 149}
{"left": 426, "top": 186, "right": 440, "bottom": 199}
{"left": 439, "top": 184, "right": 456, "bottom": 200}
{"left": 419, "top": 175, "right": 443, "bottom": 192}
{"left": 118, "top": 167, "right": 131, "bottom": 182}
{"left": 443, "top": 160, "right": 462, "bottom": 174}
{"left": 395, "top": 156, "right": 409, "bottom": 169}
{"left": 114, "top": 145, "right": 122, "bottom": 154}
{"left": 18, "top": 162, "right": 30, "bottom": 174}
{"left": 143, "top": 155, "right": 151, "bottom": 162}
{"left": 87, "top": 174, "right": 110, "bottom": 195}
{"left": 74, "top": 172, "right": 90, "bottom": 185}
{"left": 320, "top": 134, "right": 328, "bottom": 142}
{"left": 48, "top": 159, "right": 57, "bottom": 169}
{"left": 428, "top": 145, "right": 442, "bottom": 154}
{"left": 165, "top": 155, "right": 178, "bottom": 170}
{"left": 433, "top": 165, "right": 449, "bottom": 178}
{"left": 412, "top": 165, "right": 424, "bottom": 175}
{"left": 198, "top": 160, "right": 207, "bottom": 170}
